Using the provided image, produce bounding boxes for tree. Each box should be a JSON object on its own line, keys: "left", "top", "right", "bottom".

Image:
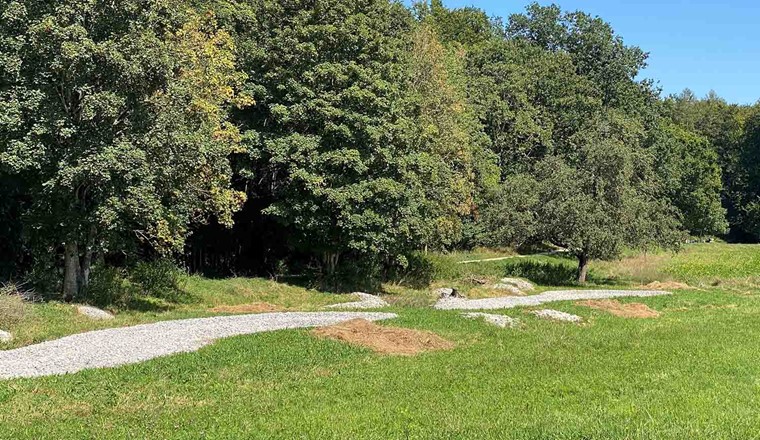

{"left": 466, "top": 37, "right": 602, "bottom": 175}
{"left": 0, "top": 1, "right": 249, "bottom": 298}
{"left": 507, "top": 3, "right": 656, "bottom": 116}
{"left": 485, "top": 111, "right": 683, "bottom": 283}
{"left": 401, "top": 23, "right": 496, "bottom": 250}
{"left": 216, "top": 0, "right": 485, "bottom": 273}
{"left": 665, "top": 90, "right": 749, "bottom": 238}
{"left": 647, "top": 121, "right": 727, "bottom": 237}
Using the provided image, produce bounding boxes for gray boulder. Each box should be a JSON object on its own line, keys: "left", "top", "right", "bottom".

{"left": 434, "top": 287, "right": 462, "bottom": 299}
{"left": 494, "top": 278, "right": 535, "bottom": 292}
{"left": 0, "top": 330, "right": 12, "bottom": 343}
{"left": 76, "top": 305, "right": 115, "bottom": 320}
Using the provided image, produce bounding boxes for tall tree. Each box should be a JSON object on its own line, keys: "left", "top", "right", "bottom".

{"left": 647, "top": 121, "right": 727, "bottom": 237}
{"left": 484, "top": 111, "right": 683, "bottom": 282}
{"left": 226, "top": 0, "right": 440, "bottom": 273}
{"left": 402, "top": 23, "right": 496, "bottom": 250}
{"left": 0, "top": 1, "right": 249, "bottom": 298}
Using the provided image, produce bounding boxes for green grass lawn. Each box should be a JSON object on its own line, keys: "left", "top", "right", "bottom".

{"left": 2, "top": 243, "right": 760, "bottom": 438}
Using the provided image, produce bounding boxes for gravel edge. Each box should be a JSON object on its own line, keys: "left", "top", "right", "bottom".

{"left": 0, "top": 312, "right": 397, "bottom": 380}
{"left": 435, "top": 290, "right": 672, "bottom": 310}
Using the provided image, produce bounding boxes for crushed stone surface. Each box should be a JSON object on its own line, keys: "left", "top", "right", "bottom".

{"left": 531, "top": 309, "right": 583, "bottom": 323}
{"left": 435, "top": 289, "right": 671, "bottom": 310}
{"left": 0, "top": 312, "right": 396, "bottom": 380}
{"left": 461, "top": 313, "right": 521, "bottom": 328}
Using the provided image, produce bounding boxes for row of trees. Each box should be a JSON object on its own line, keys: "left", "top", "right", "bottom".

{"left": 0, "top": 0, "right": 756, "bottom": 295}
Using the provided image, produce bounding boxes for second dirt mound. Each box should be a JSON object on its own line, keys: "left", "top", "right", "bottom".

{"left": 312, "top": 319, "right": 454, "bottom": 355}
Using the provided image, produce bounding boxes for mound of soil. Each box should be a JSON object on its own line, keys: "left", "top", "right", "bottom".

{"left": 577, "top": 300, "right": 660, "bottom": 318}
{"left": 311, "top": 319, "right": 454, "bottom": 356}
{"left": 644, "top": 281, "right": 691, "bottom": 290}
{"left": 209, "top": 302, "right": 284, "bottom": 314}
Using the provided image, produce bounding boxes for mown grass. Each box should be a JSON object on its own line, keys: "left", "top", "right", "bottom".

{"left": 0, "top": 277, "right": 350, "bottom": 349}
{"left": 1, "top": 243, "right": 760, "bottom": 438}
{"left": 2, "top": 288, "right": 759, "bottom": 438}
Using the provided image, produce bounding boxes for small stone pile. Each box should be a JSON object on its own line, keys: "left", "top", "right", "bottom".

{"left": 461, "top": 312, "right": 521, "bottom": 328}
{"left": 531, "top": 309, "right": 583, "bottom": 323}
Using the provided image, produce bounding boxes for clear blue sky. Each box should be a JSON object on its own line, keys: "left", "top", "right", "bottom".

{"left": 424, "top": 0, "right": 760, "bottom": 105}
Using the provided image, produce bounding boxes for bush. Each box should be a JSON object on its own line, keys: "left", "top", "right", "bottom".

{"left": 0, "top": 285, "right": 27, "bottom": 328}
{"left": 86, "top": 266, "right": 136, "bottom": 309}
{"left": 130, "top": 259, "right": 186, "bottom": 300}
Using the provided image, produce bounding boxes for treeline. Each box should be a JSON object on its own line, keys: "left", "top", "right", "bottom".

{"left": 0, "top": 0, "right": 758, "bottom": 297}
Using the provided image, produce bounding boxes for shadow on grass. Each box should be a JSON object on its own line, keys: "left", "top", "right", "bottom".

{"left": 273, "top": 253, "right": 435, "bottom": 294}
{"left": 503, "top": 259, "right": 617, "bottom": 287}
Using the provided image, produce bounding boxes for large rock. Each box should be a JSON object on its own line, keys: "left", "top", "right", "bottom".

{"left": 76, "top": 305, "right": 115, "bottom": 320}
{"left": 0, "top": 330, "right": 12, "bottom": 343}
{"left": 531, "top": 309, "right": 582, "bottom": 323}
{"left": 493, "top": 278, "right": 535, "bottom": 293}
{"left": 434, "top": 287, "right": 462, "bottom": 299}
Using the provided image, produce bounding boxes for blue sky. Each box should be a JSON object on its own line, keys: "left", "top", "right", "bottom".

{"left": 423, "top": 0, "right": 760, "bottom": 105}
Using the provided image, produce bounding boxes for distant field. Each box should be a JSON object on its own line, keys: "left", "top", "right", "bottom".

{"left": 2, "top": 243, "right": 760, "bottom": 438}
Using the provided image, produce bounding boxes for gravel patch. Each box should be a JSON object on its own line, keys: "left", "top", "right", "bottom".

{"left": 435, "top": 290, "right": 671, "bottom": 310}
{"left": 0, "top": 331, "right": 12, "bottom": 343}
{"left": 325, "top": 292, "right": 389, "bottom": 309}
{"left": 461, "top": 313, "right": 521, "bottom": 328}
{"left": 0, "top": 312, "right": 396, "bottom": 380}
{"left": 76, "top": 305, "right": 114, "bottom": 320}
{"left": 531, "top": 309, "right": 583, "bottom": 323}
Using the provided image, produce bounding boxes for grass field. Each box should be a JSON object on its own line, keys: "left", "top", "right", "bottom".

{"left": 1, "top": 243, "right": 760, "bottom": 438}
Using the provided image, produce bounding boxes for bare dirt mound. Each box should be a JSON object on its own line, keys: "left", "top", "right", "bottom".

{"left": 311, "top": 319, "right": 454, "bottom": 356}
{"left": 577, "top": 300, "right": 660, "bottom": 318}
{"left": 209, "top": 302, "right": 284, "bottom": 314}
{"left": 643, "top": 281, "right": 691, "bottom": 290}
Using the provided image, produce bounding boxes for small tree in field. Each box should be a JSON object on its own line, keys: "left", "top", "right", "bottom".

{"left": 0, "top": 1, "right": 250, "bottom": 299}
{"left": 486, "top": 111, "right": 684, "bottom": 283}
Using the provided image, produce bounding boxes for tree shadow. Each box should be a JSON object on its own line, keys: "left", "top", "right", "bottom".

{"left": 271, "top": 253, "right": 435, "bottom": 294}
{"left": 502, "top": 259, "right": 616, "bottom": 287}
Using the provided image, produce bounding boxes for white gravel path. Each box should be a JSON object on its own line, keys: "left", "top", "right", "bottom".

{"left": 0, "top": 312, "right": 396, "bottom": 380}
{"left": 435, "top": 289, "right": 671, "bottom": 310}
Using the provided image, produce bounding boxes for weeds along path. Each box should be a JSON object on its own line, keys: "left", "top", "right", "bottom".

{"left": 435, "top": 290, "right": 672, "bottom": 310}
{"left": 0, "top": 312, "right": 396, "bottom": 380}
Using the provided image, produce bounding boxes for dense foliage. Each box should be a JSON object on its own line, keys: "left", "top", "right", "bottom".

{"left": 1, "top": 0, "right": 756, "bottom": 292}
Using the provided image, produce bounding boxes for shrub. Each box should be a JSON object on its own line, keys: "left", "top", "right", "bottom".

{"left": 130, "top": 259, "right": 186, "bottom": 300}
{"left": 0, "top": 285, "right": 27, "bottom": 328}
{"left": 86, "top": 267, "right": 136, "bottom": 309}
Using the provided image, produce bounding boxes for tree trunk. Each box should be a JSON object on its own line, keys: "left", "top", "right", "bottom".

{"left": 577, "top": 253, "right": 590, "bottom": 284}
{"left": 63, "top": 241, "right": 80, "bottom": 302}
{"left": 322, "top": 252, "right": 340, "bottom": 276}
{"left": 78, "top": 226, "right": 96, "bottom": 294}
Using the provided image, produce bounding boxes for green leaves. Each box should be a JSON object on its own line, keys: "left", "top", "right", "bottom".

{"left": 0, "top": 1, "right": 248, "bottom": 290}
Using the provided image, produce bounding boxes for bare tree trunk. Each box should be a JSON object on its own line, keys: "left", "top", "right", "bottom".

{"left": 78, "top": 226, "right": 96, "bottom": 294}
{"left": 63, "top": 241, "right": 80, "bottom": 302}
{"left": 322, "top": 252, "right": 340, "bottom": 276}
{"left": 577, "top": 253, "right": 590, "bottom": 284}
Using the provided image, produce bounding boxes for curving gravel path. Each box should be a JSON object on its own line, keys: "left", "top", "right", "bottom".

{"left": 0, "top": 312, "right": 397, "bottom": 380}
{"left": 435, "top": 290, "right": 671, "bottom": 310}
